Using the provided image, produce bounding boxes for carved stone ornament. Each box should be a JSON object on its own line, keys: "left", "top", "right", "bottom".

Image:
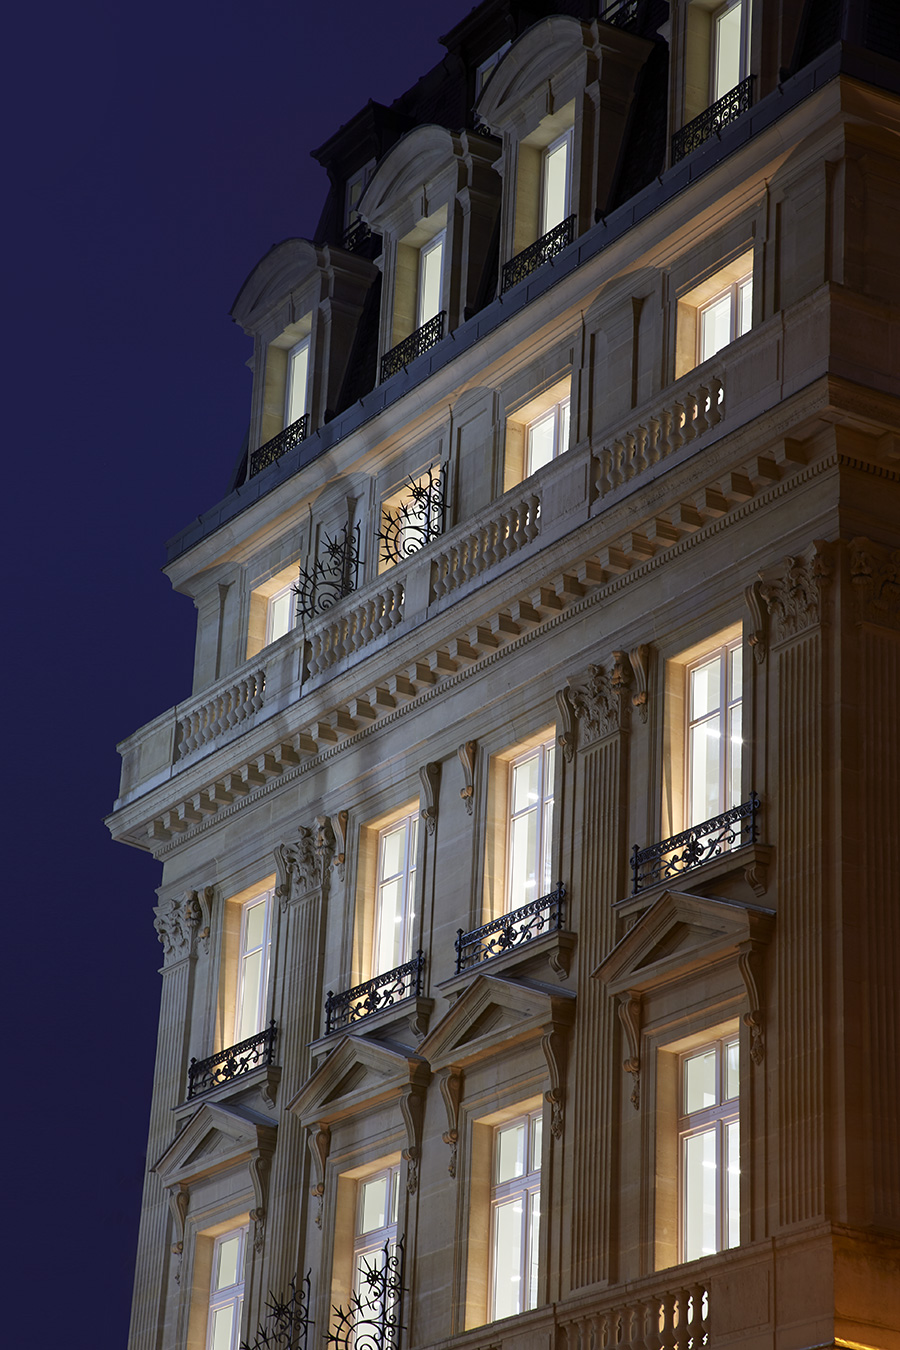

{"left": 457, "top": 742, "right": 477, "bottom": 817}
{"left": 331, "top": 810, "right": 349, "bottom": 882}
{"left": 744, "top": 580, "right": 768, "bottom": 664}
{"left": 400, "top": 1083, "right": 427, "bottom": 1195}
{"left": 439, "top": 1068, "right": 463, "bottom": 1178}
{"left": 567, "top": 653, "right": 632, "bottom": 748}
{"left": 307, "top": 1124, "right": 331, "bottom": 1228}
{"left": 849, "top": 536, "right": 900, "bottom": 629}
{"left": 154, "top": 891, "right": 204, "bottom": 966}
{"left": 249, "top": 1153, "right": 270, "bottom": 1253}
{"left": 541, "top": 1027, "right": 569, "bottom": 1139}
{"left": 275, "top": 821, "right": 333, "bottom": 911}
{"left": 617, "top": 993, "right": 642, "bottom": 1111}
{"left": 555, "top": 688, "right": 577, "bottom": 763}
{"left": 758, "top": 541, "right": 834, "bottom": 645}
{"left": 737, "top": 941, "right": 766, "bottom": 1066}
{"left": 628, "top": 645, "right": 651, "bottom": 724}
{"left": 419, "top": 761, "right": 441, "bottom": 837}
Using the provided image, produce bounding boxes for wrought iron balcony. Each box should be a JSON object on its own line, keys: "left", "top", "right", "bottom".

{"left": 671, "top": 75, "right": 755, "bottom": 164}
{"left": 630, "top": 794, "right": 760, "bottom": 896}
{"left": 328, "top": 1239, "right": 404, "bottom": 1350}
{"left": 501, "top": 215, "right": 575, "bottom": 294}
{"left": 242, "top": 1273, "right": 312, "bottom": 1350}
{"left": 249, "top": 414, "right": 310, "bottom": 478}
{"left": 187, "top": 1020, "right": 277, "bottom": 1098}
{"left": 455, "top": 882, "right": 566, "bottom": 973}
{"left": 343, "top": 218, "right": 372, "bottom": 252}
{"left": 294, "top": 520, "right": 361, "bottom": 622}
{"left": 598, "top": 0, "right": 642, "bottom": 31}
{"left": 380, "top": 312, "right": 445, "bottom": 383}
{"left": 377, "top": 465, "right": 445, "bottom": 567}
{"left": 325, "top": 951, "right": 425, "bottom": 1035}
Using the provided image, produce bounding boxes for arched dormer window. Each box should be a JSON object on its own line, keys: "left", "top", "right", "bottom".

{"left": 475, "top": 16, "right": 652, "bottom": 296}
{"left": 357, "top": 124, "right": 501, "bottom": 383}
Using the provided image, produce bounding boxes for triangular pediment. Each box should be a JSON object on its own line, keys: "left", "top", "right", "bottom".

{"left": 154, "top": 1101, "right": 277, "bottom": 1188}
{"left": 289, "top": 1035, "right": 429, "bottom": 1127}
{"left": 420, "top": 974, "right": 575, "bottom": 1072}
{"left": 594, "top": 891, "right": 774, "bottom": 996}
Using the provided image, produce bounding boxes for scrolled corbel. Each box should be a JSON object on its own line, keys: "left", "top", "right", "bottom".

{"left": 308, "top": 1124, "right": 331, "bottom": 1228}
{"left": 555, "top": 687, "right": 577, "bottom": 763}
{"left": 457, "top": 741, "right": 477, "bottom": 816}
{"left": 400, "top": 1083, "right": 428, "bottom": 1194}
{"left": 331, "top": 810, "right": 349, "bottom": 882}
{"left": 419, "top": 762, "right": 441, "bottom": 837}
{"left": 744, "top": 580, "right": 768, "bottom": 664}
{"left": 628, "top": 645, "right": 651, "bottom": 724}
{"left": 617, "top": 992, "right": 642, "bottom": 1110}
{"left": 541, "top": 1026, "right": 569, "bottom": 1139}
{"left": 737, "top": 942, "right": 766, "bottom": 1065}
{"left": 439, "top": 1068, "right": 463, "bottom": 1178}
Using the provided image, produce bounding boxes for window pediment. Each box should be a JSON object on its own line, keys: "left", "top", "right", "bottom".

{"left": 288, "top": 1035, "right": 430, "bottom": 1128}
{"left": 474, "top": 16, "right": 591, "bottom": 136}
{"left": 231, "top": 238, "right": 324, "bottom": 332}
{"left": 359, "top": 125, "right": 465, "bottom": 238}
{"left": 153, "top": 1100, "right": 277, "bottom": 1191}
{"left": 420, "top": 973, "right": 575, "bottom": 1072}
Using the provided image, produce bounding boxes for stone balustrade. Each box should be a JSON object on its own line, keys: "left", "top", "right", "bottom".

{"left": 175, "top": 670, "right": 266, "bottom": 761}
{"left": 430, "top": 491, "right": 541, "bottom": 603}
{"left": 558, "top": 1279, "right": 710, "bottom": 1350}
{"left": 595, "top": 374, "right": 725, "bottom": 498}
{"left": 304, "top": 578, "right": 405, "bottom": 681}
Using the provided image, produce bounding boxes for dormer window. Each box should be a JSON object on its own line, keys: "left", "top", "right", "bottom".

{"left": 285, "top": 337, "right": 310, "bottom": 428}
{"left": 417, "top": 231, "right": 445, "bottom": 329}
{"left": 475, "top": 41, "right": 511, "bottom": 97}
{"left": 541, "top": 130, "right": 573, "bottom": 235}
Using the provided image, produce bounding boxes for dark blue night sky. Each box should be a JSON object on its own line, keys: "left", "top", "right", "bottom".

{"left": 6, "top": 2, "right": 475, "bottom": 1341}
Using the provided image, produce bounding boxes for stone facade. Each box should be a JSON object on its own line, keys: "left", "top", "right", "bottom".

{"left": 108, "top": 3, "right": 900, "bottom": 1348}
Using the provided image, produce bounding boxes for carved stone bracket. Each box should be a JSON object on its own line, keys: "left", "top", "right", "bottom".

{"left": 628, "top": 645, "right": 651, "bottom": 724}
{"left": 540, "top": 1025, "right": 570, "bottom": 1139}
{"left": 737, "top": 941, "right": 766, "bottom": 1066}
{"left": 567, "top": 653, "right": 632, "bottom": 749}
{"left": 758, "top": 540, "right": 835, "bottom": 645}
{"left": 307, "top": 1124, "right": 331, "bottom": 1229}
{"left": 248, "top": 1153, "right": 270, "bottom": 1253}
{"left": 400, "top": 1083, "right": 428, "bottom": 1194}
{"left": 166, "top": 1183, "right": 189, "bottom": 1257}
{"left": 331, "top": 810, "right": 349, "bottom": 882}
{"left": 419, "top": 761, "right": 441, "bottom": 837}
{"left": 275, "top": 820, "right": 333, "bottom": 912}
{"left": 457, "top": 742, "right": 477, "bottom": 816}
{"left": 439, "top": 1068, "right": 463, "bottom": 1178}
{"left": 617, "top": 992, "right": 642, "bottom": 1110}
{"left": 555, "top": 687, "right": 577, "bottom": 763}
{"left": 154, "top": 891, "right": 205, "bottom": 967}
{"left": 849, "top": 536, "right": 900, "bottom": 630}
{"left": 744, "top": 580, "right": 768, "bottom": 664}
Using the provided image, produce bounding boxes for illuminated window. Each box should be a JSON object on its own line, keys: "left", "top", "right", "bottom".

{"left": 378, "top": 465, "right": 444, "bottom": 572}
{"left": 285, "top": 337, "right": 310, "bottom": 427}
{"left": 525, "top": 395, "right": 570, "bottom": 476}
{"left": 698, "top": 274, "right": 752, "bottom": 364}
{"left": 679, "top": 1038, "right": 740, "bottom": 1261}
{"left": 265, "top": 582, "right": 296, "bottom": 646}
{"left": 417, "top": 232, "right": 445, "bottom": 329}
{"left": 353, "top": 1164, "right": 400, "bottom": 1319}
{"left": 490, "top": 1111, "right": 542, "bottom": 1320}
{"left": 506, "top": 739, "right": 555, "bottom": 911}
{"left": 504, "top": 376, "right": 571, "bottom": 491}
{"left": 373, "top": 812, "right": 418, "bottom": 976}
{"left": 235, "top": 889, "right": 273, "bottom": 1043}
{"left": 206, "top": 1226, "right": 248, "bottom": 1350}
{"left": 686, "top": 638, "right": 742, "bottom": 827}
{"left": 540, "top": 129, "right": 572, "bottom": 235}
{"left": 711, "top": 0, "right": 751, "bottom": 102}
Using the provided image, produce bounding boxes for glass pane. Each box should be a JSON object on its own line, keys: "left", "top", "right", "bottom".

{"left": 380, "top": 823, "right": 405, "bottom": 880}
{"left": 527, "top": 412, "right": 556, "bottom": 475}
{"left": 738, "top": 276, "right": 753, "bottom": 336}
{"left": 700, "top": 291, "right": 733, "bottom": 362}
{"left": 690, "top": 657, "right": 721, "bottom": 721}
{"left": 684, "top": 1048, "right": 717, "bottom": 1113}
{"left": 287, "top": 342, "right": 309, "bottom": 425}
{"left": 268, "top": 589, "right": 293, "bottom": 642}
{"left": 512, "top": 752, "right": 540, "bottom": 814}
{"left": 244, "top": 899, "right": 266, "bottom": 953}
{"left": 728, "top": 645, "right": 742, "bottom": 701}
{"left": 418, "top": 236, "right": 443, "bottom": 327}
{"left": 542, "top": 137, "right": 569, "bottom": 233}
{"left": 210, "top": 1305, "right": 235, "bottom": 1350}
{"left": 725, "top": 1040, "right": 740, "bottom": 1099}
{"left": 728, "top": 703, "right": 742, "bottom": 809}
{"left": 683, "top": 1129, "right": 718, "bottom": 1261}
{"left": 496, "top": 1121, "right": 526, "bottom": 1183}
{"left": 391, "top": 1167, "right": 400, "bottom": 1223}
{"left": 492, "top": 1198, "right": 524, "bottom": 1319}
{"left": 541, "top": 799, "right": 553, "bottom": 895}
{"left": 354, "top": 1246, "right": 386, "bottom": 1317}
{"left": 237, "top": 950, "right": 262, "bottom": 1040}
{"left": 531, "top": 1115, "right": 543, "bottom": 1172}
{"left": 409, "top": 813, "right": 419, "bottom": 860}
{"left": 714, "top": 1, "right": 743, "bottom": 101}
{"left": 558, "top": 400, "right": 570, "bottom": 455}
{"left": 215, "top": 1234, "right": 241, "bottom": 1291}
{"left": 689, "top": 718, "right": 721, "bottom": 825}
{"left": 360, "top": 1174, "right": 388, "bottom": 1234}
{"left": 509, "top": 811, "right": 538, "bottom": 907}
{"left": 375, "top": 877, "right": 403, "bottom": 973}
{"left": 726, "top": 1120, "right": 740, "bottom": 1247}
{"left": 545, "top": 742, "right": 555, "bottom": 789}
{"left": 527, "top": 1190, "right": 541, "bottom": 1310}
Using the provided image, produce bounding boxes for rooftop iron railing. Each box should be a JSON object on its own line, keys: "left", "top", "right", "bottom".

{"left": 630, "top": 794, "right": 760, "bottom": 895}
{"left": 455, "top": 883, "right": 566, "bottom": 972}
{"left": 187, "top": 1020, "right": 277, "bottom": 1098}
{"left": 325, "top": 951, "right": 425, "bottom": 1034}
{"left": 380, "top": 312, "right": 445, "bottom": 382}
{"left": 671, "top": 75, "right": 755, "bottom": 163}
{"left": 501, "top": 215, "right": 575, "bottom": 294}
{"left": 249, "top": 414, "right": 310, "bottom": 478}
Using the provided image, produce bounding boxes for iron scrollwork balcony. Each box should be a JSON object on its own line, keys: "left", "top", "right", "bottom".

{"left": 630, "top": 793, "right": 761, "bottom": 896}
{"left": 501, "top": 215, "right": 575, "bottom": 294}
{"left": 249, "top": 414, "right": 310, "bottom": 478}
{"left": 241, "top": 1273, "right": 312, "bottom": 1350}
{"left": 455, "top": 882, "right": 566, "bottom": 973}
{"left": 325, "top": 952, "right": 425, "bottom": 1035}
{"left": 598, "top": 0, "right": 642, "bottom": 31}
{"left": 377, "top": 465, "right": 445, "bottom": 567}
{"left": 293, "top": 521, "right": 361, "bottom": 622}
{"left": 187, "top": 1020, "right": 277, "bottom": 1098}
{"left": 671, "top": 75, "right": 755, "bottom": 164}
{"left": 380, "top": 311, "right": 445, "bottom": 383}
{"left": 327, "top": 1240, "right": 404, "bottom": 1350}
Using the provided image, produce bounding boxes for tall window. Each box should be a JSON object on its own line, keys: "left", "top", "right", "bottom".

{"left": 490, "top": 1111, "right": 542, "bottom": 1320}
{"left": 285, "top": 336, "right": 310, "bottom": 428}
{"left": 507, "top": 739, "right": 555, "bottom": 911}
{"left": 686, "top": 639, "right": 742, "bottom": 826}
{"left": 373, "top": 813, "right": 418, "bottom": 975}
{"left": 711, "top": 0, "right": 751, "bottom": 102}
{"left": 265, "top": 582, "right": 296, "bottom": 645}
{"left": 235, "top": 890, "right": 273, "bottom": 1043}
{"left": 525, "top": 395, "right": 570, "bottom": 476}
{"left": 207, "top": 1226, "right": 248, "bottom": 1350}
{"left": 417, "top": 233, "right": 445, "bottom": 329}
{"left": 540, "top": 130, "right": 572, "bottom": 235}
{"left": 698, "top": 273, "right": 752, "bottom": 364}
{"left": 354, "top": 1165, "right": 400, "bottom": 1318}
{"left": 679, "top": 1038, "right": 739, "bottom": 1260}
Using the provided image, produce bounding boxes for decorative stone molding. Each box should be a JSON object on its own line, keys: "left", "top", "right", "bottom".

{"left": 555, "top": 687, "right": 577, "bottom": 763}
{"left": 331, "top": 810, "right": 349, "bottom": 881}
{"left": 541, "top": 1027, "right": 569, "bottom": 1138}
{"left": 166, "top": 1184, "right": 189, "bottom": 1257}
{"left": 275, "top": 821, "right": 333, "bottom": 911}
{"left": 617, "top": 993, "right": 642, "bottom": 1111}
{"left": 154, "top": 891, "right": 205, "bottom": 966}
{"left": 737, "top": 942, "right": 767, "bottom": 1065}
{"left": 744, "top": 580, "right": 768, "bottom": 663}
{"left": 758, "top": 540, "right": 834, "bottom": 644}
{"left": 457, "top": 741, "right": 477, "bottom": 817}
{"left": 439, "top": 1068, "right": 463, "bottom": 1178}
{"left": 419, "top": 761, "right": 441, "bottom": 836}
{"left": 248, "top": 1152, "right": 270, "bottom": 1253}
{"left": 567, "top": 653, "right": 631, "bottom": 747}
{"left": 400, "top": 1082, "right": 428, "bottom": 1195}
{"left": 627, "top": 645, "right": 651, "bottom": 724}
{"left": 849, "top": 536, "right": 900, "bottom": 629}
{"left": 308, "top": 1125, "right": 331, "bottom": 1228}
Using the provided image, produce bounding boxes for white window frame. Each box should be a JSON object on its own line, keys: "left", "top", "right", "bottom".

{"left": 525, "top": 395, "right": 571, "bottom": 476}
{"left": 353, "top": 1164, "right": 401, "bottom": 1319}
{"left": 506, "top": 738, "right": 555, "bottom": 913}
{"left": 697, "top": 272, "right": 752, "bottom": 365}
{"left": 285, "top": 336, "right": 311, "bottom": 428}
{"left": 264, "top": 581, "right": 296, "bottom": 647}
{"left": 206, "top": 1225, "right": 248, "bottom": 1350}
{"left": 235, "top": 888, "right": 273, "bottom": 1044}
{"left": 475, "top": 41, "right": 512, "bottom": 97}
{"left": 372, "top": 811, "right": 419, "bottom": 976}
{"left": 710, "top": 0, "right": 752, "bottom": 104}
{"left": 678, "top": 1036, "right": 740, "bottom": 1261}
{"left": 539, "top": 128, "right": 573, "bottom": 237}
{"left": 417, "top": 231, "right": 446, "bottom": 330}
{"left": 685, "top": 637, "right": 743, "bottom": 828}
{"left": 489, "top": 1109, "right": 543, "bottom": 1321}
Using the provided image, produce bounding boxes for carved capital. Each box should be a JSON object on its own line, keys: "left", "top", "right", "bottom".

{"left": 457, "top": 742, "right": 477, "bottom": 817}
{"left": 849, "top": 536, "right": 900, "bottom": 629}
{"left": 567, "top": 653, "right": 631, "bottom": 748}
{"left": 275, "top": 823, "right": 329, "bottom": 911}
{"left": 439, "top": 1068, "right": 464, "bottom": 1178}
{"left": 154, "top": 892, "right": 203, "bottom": 966}
{"left": 419, "top": 761, "right": 441, "bottom": 837}
{"left": 617, "top": 992, "right": 641, "bottom": 1111}
{"left": 758, "top": 540, "right": 834, "bottom": 644}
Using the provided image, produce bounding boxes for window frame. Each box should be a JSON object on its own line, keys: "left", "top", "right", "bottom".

{"left": 525, "top": 396, "right": 571, "bottom": 477}
{"left": 205, "top": 1224, "right": 249, "bottom": 1350}
{"left": 684, "top": 635, "right": 743, "bottom": 829}
{"left": 234, "top": 888, "right": 274, "bottom": 1045}
{"left": 284, "top": 335, "right": 311, "bottom": 428}
{"left": 539, "top": 128, "right": 573, "bottom": 237}
{"left": 678, "top": 1036, "right": 740, "bottom": 1262}
{"left": 264, "top": 580, "right": 297, "bottom": 647}
{"left": 710, "top": 0, "right": 751, "bottom": 104}
{"left": 505, "top": 737, "right": 555, "bottom": 914}
{"left": 696, "top": 272, "right": 752, "bottom": 366}
{"left": 372, "top": 810, "right": 419, "bottom": 977}
{"left": 416, "top": 230, "right": 446, "bottom": 330}
{"left": 488, "top": 1109, "right": 543, "bottom": 1321}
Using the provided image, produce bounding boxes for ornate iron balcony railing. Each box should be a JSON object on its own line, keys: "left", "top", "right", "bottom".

{"left": 328, "top": 1240, "right": 404, "bottom": 1350}
{"left": 294, "top": 520, "right": 361, "bottom": 622}
{"left": 671, "top": 75, "right": 755, "bottom": 164}
{"left": 598, "top": 0, "right": 641, "bottom": 31}
{"left": 455, "top": 882, "right": 566, "bottom": 973}
{"left": 630, "top": 794, "right": 760, "bottom": 896}
{"left": 343, "top": 218, "right": 372, "bottom": 253}
{"left": 380, "top": 312, "right": 445, "bottom": 382}
{"left": 249, "top": 414, "right": 310, "bottom": 478}
{"left": 241, "top": 1273, "right": 312, "bottom": 1350}
{"left": 377, "top": 465, "right": 445, "bottom": 567}
{"left": 501, "top": 215, "right": 575, "bottom": 294}
{"left": 187, "top": 1020, "right": 277, "bottom": 1098}
{"left": 325, "top": 952, "right": 425, "bottom": 1035}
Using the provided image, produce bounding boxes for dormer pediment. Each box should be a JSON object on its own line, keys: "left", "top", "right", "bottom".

{"left": 288, "top": 1035, "right": 430, "bottom": 1128}
{"left": 360, "top": 124, "right": 465, "bottom": 238}
{"left": 594, "top": 890, "right": 775, "bottom": 997}
{"left": 475, "top": 17, "right": 590, "bottom": 135}
{"left": 420, "top": 974, "right": 576, "bottom": 1072}
{"left": 154, "top": 1100, "right": 277, "bottom": 1189}
{"left": 231, "top": 238, "right": 324, "bottom": 332}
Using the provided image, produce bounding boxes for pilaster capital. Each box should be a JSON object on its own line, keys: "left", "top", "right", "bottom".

{"left": 566, "top": 652, "right": 632, "bottom": 749}
{"left": 153, "top": 890, "right": 208, "bottom": 967}
{"left": 849, "top": 536, "right": 900, "bottom": 629}
{"left": 758, "top": 540, "right": 835, "bottom": 645}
